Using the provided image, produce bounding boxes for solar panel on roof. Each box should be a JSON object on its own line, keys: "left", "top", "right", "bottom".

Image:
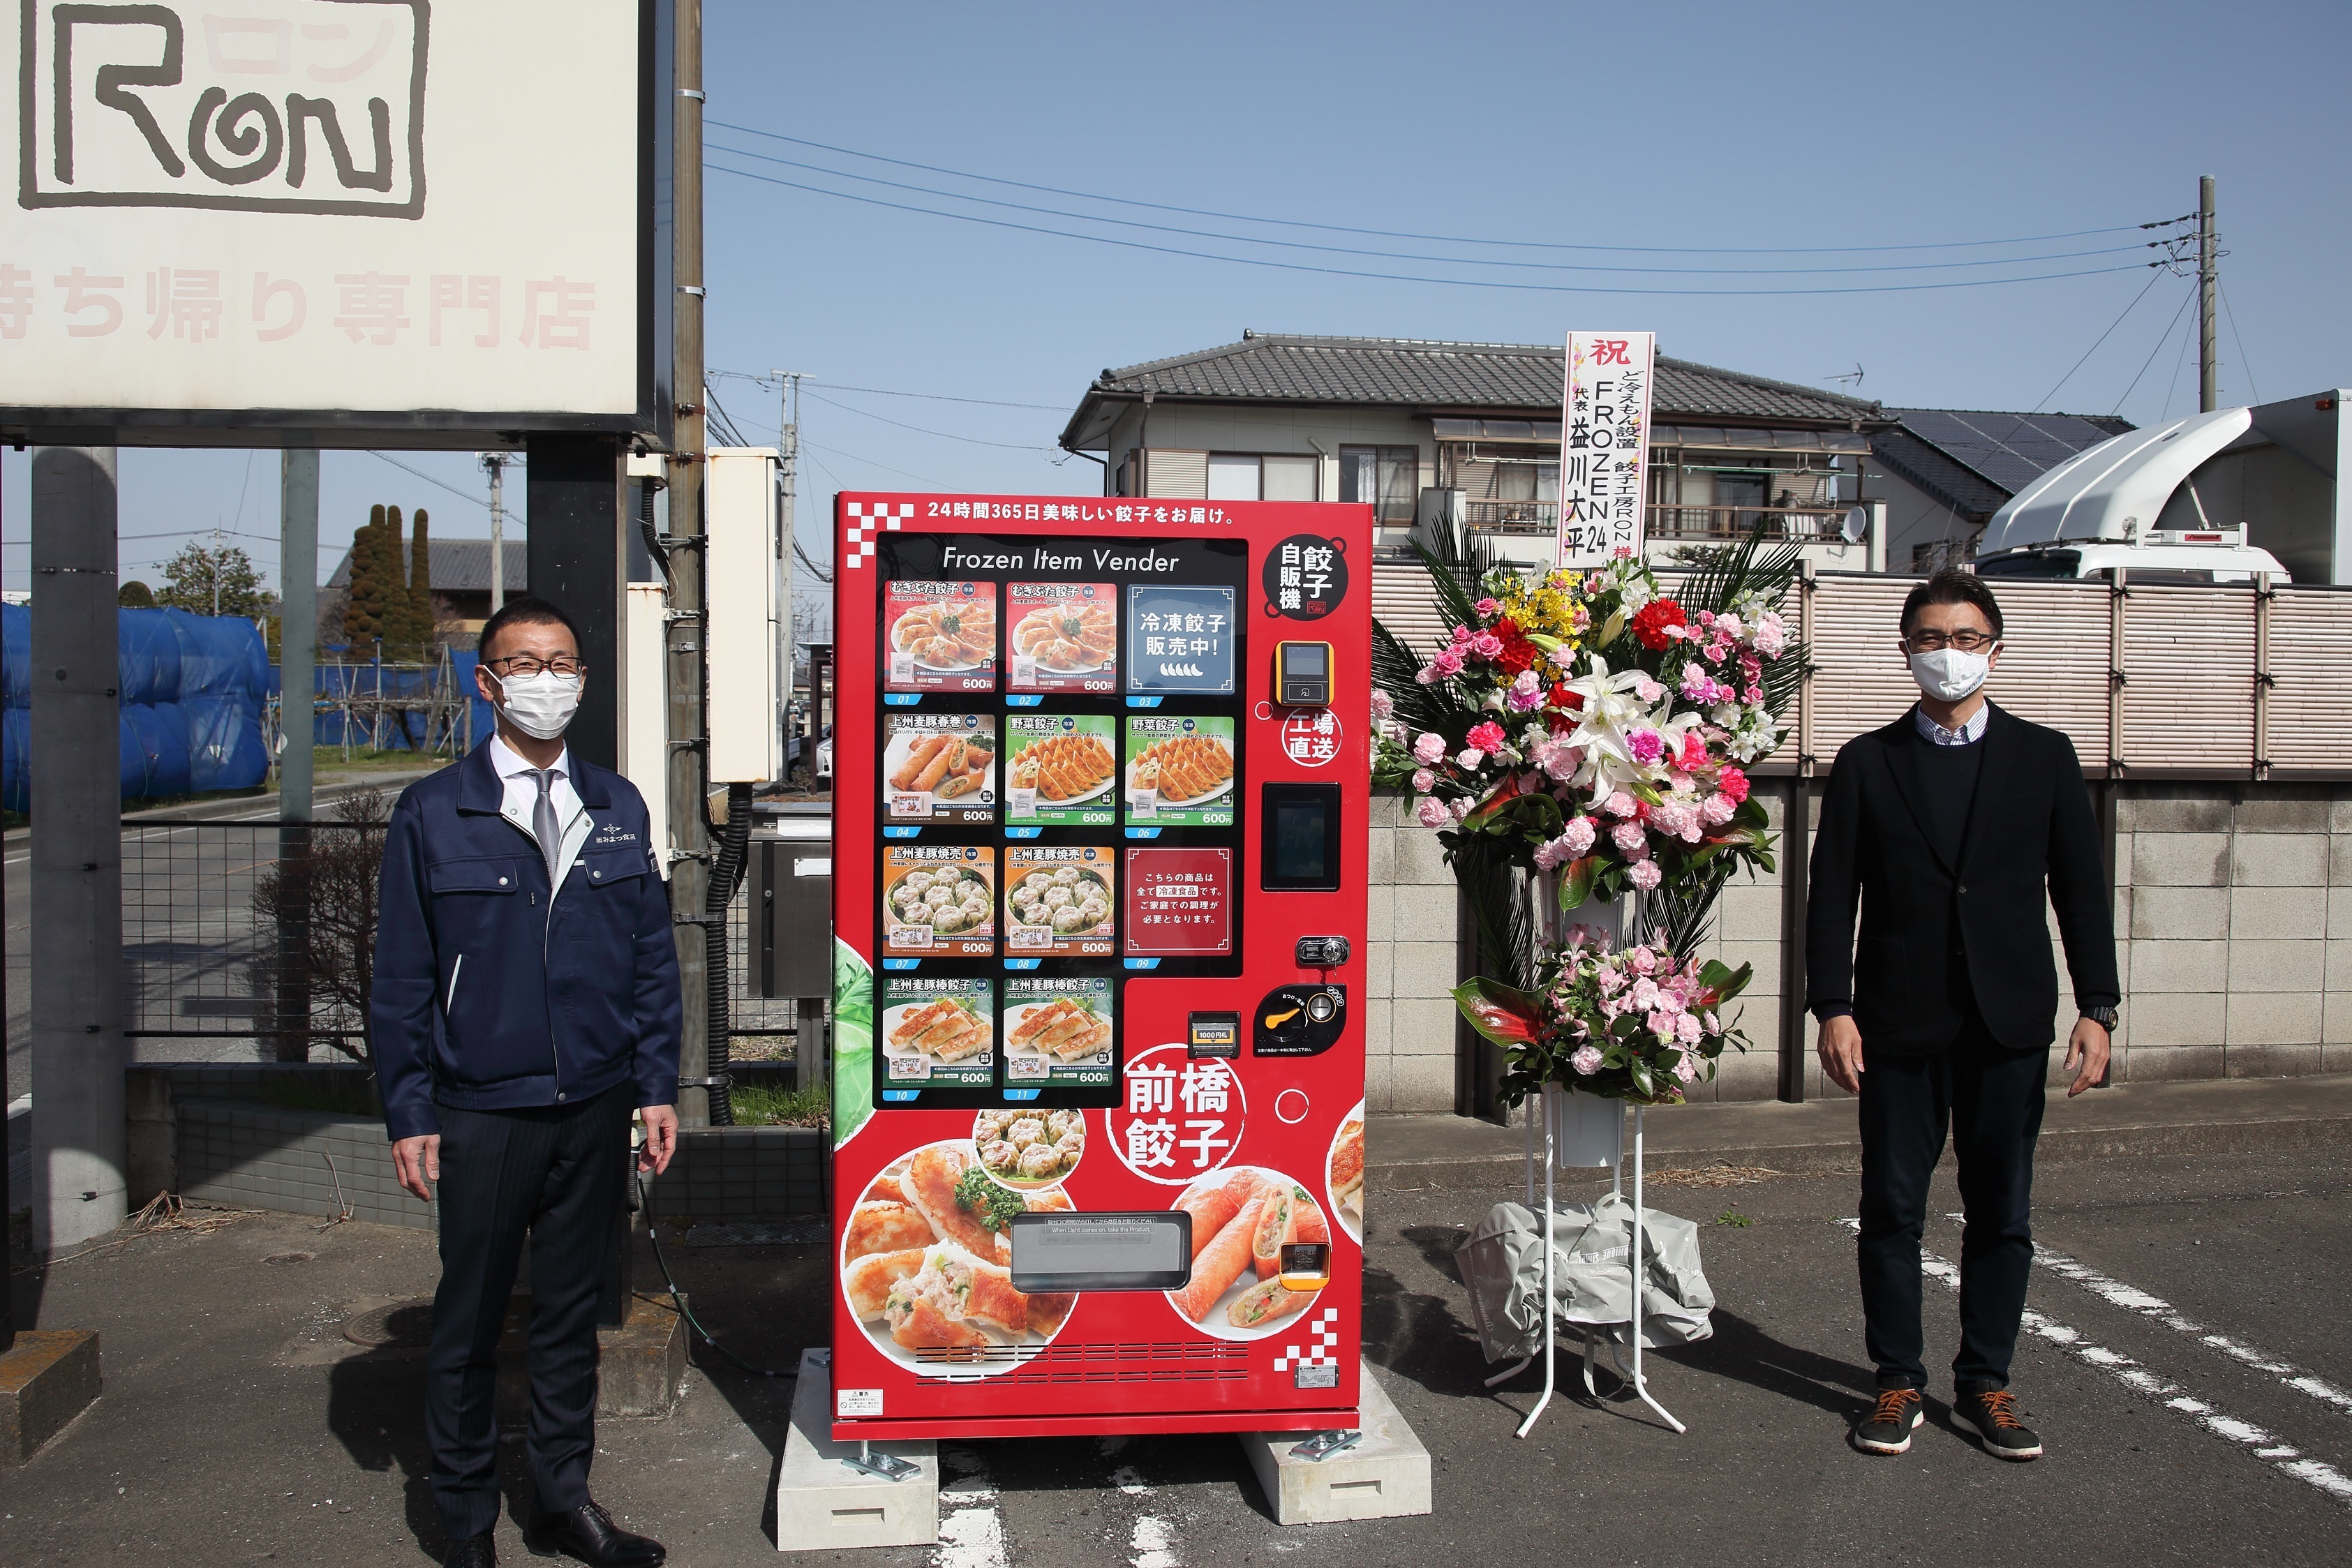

{"left": 1889, "top": 410, "right": 2128, "bottom": 496}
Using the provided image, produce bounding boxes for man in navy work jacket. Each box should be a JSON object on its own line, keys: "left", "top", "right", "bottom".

{"left": 1806, "top": 569, "right": 2119, "bottom": 1465}
{"left": 373, "top": 595, "right": 680, "bottom": 1568}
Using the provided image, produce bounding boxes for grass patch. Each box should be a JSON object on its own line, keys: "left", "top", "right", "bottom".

{"left": 261, "top": 1075, "right": 381, "bottom": 1117}
{"left": 731, "top": 1081, "right": 828, "bottom": 1128}
{"left": 1713, "top": 1206, "right": 1754, "bottom": 1227}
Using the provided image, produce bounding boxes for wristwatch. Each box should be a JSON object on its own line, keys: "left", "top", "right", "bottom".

{"left": 2081, "top": 1005, "right": 2119, "bottom": 1032}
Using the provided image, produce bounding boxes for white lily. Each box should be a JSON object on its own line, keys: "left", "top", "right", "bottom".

{"left": 1561, "top": 652, "right": 1706, "bottom": 807}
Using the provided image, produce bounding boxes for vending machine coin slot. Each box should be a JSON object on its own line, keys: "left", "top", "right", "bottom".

{"left": 1253, "top": 983, "right": 1346, "bottom": 1056}
{"left": 1293, "top": 936, "right": 1350, "bottom": 969}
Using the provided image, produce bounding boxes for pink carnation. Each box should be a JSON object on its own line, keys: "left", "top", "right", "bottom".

{"left": 1675, "top": 1012, "right": 1703, "bottom": 1045}
{"left": 1753, "top": 613, "right": 1787, "bottom": 658}
{"left": 1604, "top": 791, "right": 1639, "bottom": 819}
{"left": 1626, "top": 729, "right": 1665, "bottom": 766}
{"left": 1455, "top": 748, "right": 1486, "bottom": 770}
{"left": 1629, "top": 946, "right": 1658, "bottom": 976}
{"left": 1626, "top": 858, "right": 1662, "bottom": 890}
{"left": 1465, "top": 721, "right": 1508, "bottom": 755}
{"left": 1699, "top": 792, "right": 1737, "bottom": 827}
{"left": 1651, "top": 800, "right": 1702, "bottom": 842}
{"left": 1610, "top": 821, "right": 1648, "bottom": 856}
{"left": 1673, "top": 1052, "right": 1699, "bottom": 1083}
{"left": 1415, "top": 797, "right": 1450, "bottom": 828}
{"left": 1561, "top": 815, "right": 1598, "bottom": 856}
{"left": 1413, "top": 731, "right": 1447, "bottom": 765}
{"left": 1680, "top": 731, "right": 1711, "bottom": 770}
{"left": 1716, "top": 766, "right": 1750, "bottom": 805}
{"left": 1633, "top": 677, "right": 1665, "bottom": 704}
{"left": 1542, "top": 743, "right": 1584, "bottom": 781}
{"left": 1570, "top": 1045, "right": 1605, "bottom": 1076}
{"left": 1369, "top": 689, "right": 1394, "bottom": 720}
{"left": 1411, "top": 768, "right": 1437, "bottom": 793}
{"left": 1533, "top": 836, "right": 1571, "bottom": 871}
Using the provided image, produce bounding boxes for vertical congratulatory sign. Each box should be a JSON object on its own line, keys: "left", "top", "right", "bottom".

{"left": 1, "top": 0, "right": 658, "bottom": 435}
{"left": 1554, "top": 331, "right": 1656, "bottom": 568}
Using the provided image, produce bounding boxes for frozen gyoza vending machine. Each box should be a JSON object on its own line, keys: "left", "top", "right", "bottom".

{"left": 829, "top": 492, "right": 1371, "bottom": 1440}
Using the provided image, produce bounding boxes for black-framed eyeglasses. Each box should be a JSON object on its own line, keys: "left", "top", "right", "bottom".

{"left": 487, "top": 655, "right": 585, "bottom": 678}
{"left": 1903, "top": 631, "right": 1995, "bottom": 654}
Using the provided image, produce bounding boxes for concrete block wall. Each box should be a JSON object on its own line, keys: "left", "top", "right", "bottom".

{"left": 2115, "top": 785, "right": 2352, "bottom": 1083}
{"left": 1362, "top": 792, "right": 1461, "bottom": 1114}
{"left": 178, "top": 1099, "right": 431, "bottom": 1230}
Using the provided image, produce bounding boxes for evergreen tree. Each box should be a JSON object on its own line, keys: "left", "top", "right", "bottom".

{"left": 119, "top": 580, "right": 156, "bottom": 608}
{"left": 344, "top": 505, "right": 388, "bottom": 647}
{"left": 405, "top": 507, "right": 436, "bottom": 655}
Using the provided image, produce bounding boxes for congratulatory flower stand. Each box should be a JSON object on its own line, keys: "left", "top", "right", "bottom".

{"left": 1369, "top": 524, "right": 1808, "bottom": 1435}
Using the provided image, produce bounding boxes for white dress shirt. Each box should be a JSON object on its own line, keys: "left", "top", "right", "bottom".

{"left": 1914, "top": 703, "right": 1989, "bottom": 747}
{"left": 487, "top": 734, "right": 593, "bottom": 889}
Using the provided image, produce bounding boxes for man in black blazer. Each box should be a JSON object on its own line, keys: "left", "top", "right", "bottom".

{"left": 1806, "top": 569, "right": 2119, "bottom": 1463}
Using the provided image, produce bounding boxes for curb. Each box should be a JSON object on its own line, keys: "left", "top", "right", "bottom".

{"left": 1369, "top": 1110, "right": 2352, "bottom": 1190}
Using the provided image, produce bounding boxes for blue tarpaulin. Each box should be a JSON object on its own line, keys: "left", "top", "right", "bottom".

{"left": 0, "top": 602, "right": 270, "bottom": 812}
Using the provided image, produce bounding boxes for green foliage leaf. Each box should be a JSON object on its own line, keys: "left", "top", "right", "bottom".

{"left": 1560, "top": 855, "right": 1598, "bottom": 911}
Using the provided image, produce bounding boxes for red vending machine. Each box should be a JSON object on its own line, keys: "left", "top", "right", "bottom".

{"left": 829, "top": 492, "right": 1371, "bottom": 1441}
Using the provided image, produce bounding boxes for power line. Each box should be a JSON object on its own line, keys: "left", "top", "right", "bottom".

{"left": 366, "top": 449, "right": 505, "bottom": 509}
{"left": 2113, "top": 283, "right": 2198, "bottom": 416}
{"left": 706, "top": 140, "right": 2152, "bottom": 279}
{"left": 801, "top": 389, "right": 1057, "bottom": 451}
{"left": 708, "top": 120, "right": 2168, "bottom": 258}
{"left": 705, "top": 160, "right": 2151, "bottom": 299}
{"left": 798, "top": 436, "right": 962, "bottom": 490}
{"left": 708, "top": 366, "right": 1066, "bottom": 412}
{"left": 2217, "top": 280, "right": 2261, "bottom": 404}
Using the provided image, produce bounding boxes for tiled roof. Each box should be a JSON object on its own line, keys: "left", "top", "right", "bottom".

{"left": 325, "top": 538, "right": 527, "bottom": 594}
{"left": 1063, "top": 332, "right": 1886, "bottom": 446}
{"left": 1871, "top": 409, "right": 2135, "bottom": 522}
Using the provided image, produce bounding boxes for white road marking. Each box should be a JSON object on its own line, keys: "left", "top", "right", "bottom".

{"left": 1110, "top": 1465, "right": 1152, "bottom": 1496}
{"left": 1130, "top": 1513, "right": 1179, "bottom": 1568}
{"left": 1936, "top": 1211, "right": 2352, "bottom": 1419}
{"left": 932, "top": 1444, "right": 1006, "bottom": 1568}
{"left": 1844, "top": 1219, "right": 2352, "bottom": 1507}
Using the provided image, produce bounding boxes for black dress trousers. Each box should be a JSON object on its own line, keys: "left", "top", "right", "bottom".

{"left": 426, "top": 1086, "right": 631, "bottom": 1541}
{"left": 1854, "top": 1020, "right": 2048, "bottom": 1393}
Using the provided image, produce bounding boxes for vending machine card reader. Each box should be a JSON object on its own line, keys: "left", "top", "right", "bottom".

{"left": 829, "top": 493, "right": 1370, "bottom": 1440}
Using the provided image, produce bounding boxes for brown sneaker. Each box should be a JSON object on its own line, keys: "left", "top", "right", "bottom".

{"left": 1954, "top": 1387, "right": 2043, "bottom": 1461}
{"left": 1854, "top": 1387, "right": 1925, "bottom": 1454}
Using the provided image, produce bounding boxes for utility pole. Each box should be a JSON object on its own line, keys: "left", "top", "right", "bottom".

{"left": 669, "top": 0, "right": 712, "bottom": 1128}
{"left": 770, "top": 369, "right": 804, "bottom": 766}
{"left": 481, "top": 452, "right": 511, "bottom": 611}
{"left": 2198, "top": 174, "right": 2218, "bottom": 414}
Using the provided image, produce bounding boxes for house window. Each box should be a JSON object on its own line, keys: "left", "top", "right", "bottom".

{"left": 1339, "top": 445, "right": 1418, "bottom": 524}
{"left": 1207, "top": 453, "right": 1260, "bottom": 500}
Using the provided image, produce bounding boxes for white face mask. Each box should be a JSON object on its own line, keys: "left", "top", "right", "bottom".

{"left": 1909, "top": 645, "right": 1995, "bottom": 703}
{"left": 490, "top": 668, "right": 583, "bottom": 740}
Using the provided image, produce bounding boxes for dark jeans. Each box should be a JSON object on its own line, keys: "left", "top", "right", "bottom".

{"left": 426, "top": 1087, "right": 631, "bottom": 1543}
{"left": 1856, "top": 1025, "right": 2048, "bottom": 1392}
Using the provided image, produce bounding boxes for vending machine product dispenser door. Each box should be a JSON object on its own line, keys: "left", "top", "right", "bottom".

{"left": 829, "top": 495, "right": 1371, "bottom": 1440}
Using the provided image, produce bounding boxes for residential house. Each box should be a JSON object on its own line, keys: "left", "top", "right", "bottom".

{"left": 1866, "top": 408, "right": 2136, "bottom": 572}
{"left": 321, "top": 537, "right": 528, "bottom": 647}
{"left": 1058, "top": 331, "right": 1899, "bottom": 571}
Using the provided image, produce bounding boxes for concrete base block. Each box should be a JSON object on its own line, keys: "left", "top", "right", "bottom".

{"left": 774, "top": 1348, "right": 937, "bottom": 1552}
{"left": 0, "top": 1329, "right": 102, "bottom": 1465}
{"left": 1238, "top": 1360, "right": 1431, "bottom": 1525}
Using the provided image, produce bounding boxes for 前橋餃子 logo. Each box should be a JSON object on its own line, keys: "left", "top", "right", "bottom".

{"left": 20, "top": 0, "right": 427, "bottom": 217}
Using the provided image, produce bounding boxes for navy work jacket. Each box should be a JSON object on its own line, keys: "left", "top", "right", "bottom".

{"left": 372, "top": 743, "right": 683, "bottom": 1141}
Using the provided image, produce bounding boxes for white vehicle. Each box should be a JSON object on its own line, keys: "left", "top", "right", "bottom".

{"left": 1976, "top": 393, "right": 2350, "bottom": 585}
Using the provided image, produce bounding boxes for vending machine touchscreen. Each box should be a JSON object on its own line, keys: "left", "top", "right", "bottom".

{"left": 831, "top": 494, "right": 1370, "bottom": 1440}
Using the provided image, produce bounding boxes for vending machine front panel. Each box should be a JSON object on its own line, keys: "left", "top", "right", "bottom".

{"left": 831, "top": 494, "right": 1371, "bottom": 1440}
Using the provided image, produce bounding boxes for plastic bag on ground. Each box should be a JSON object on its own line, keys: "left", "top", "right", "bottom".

{"left": 1457, "top": 1192, "right": 1715, "bottom": 1362}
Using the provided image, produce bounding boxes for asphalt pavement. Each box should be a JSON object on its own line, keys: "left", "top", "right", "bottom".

{"left": 6, "top": 1139, "right": 2349, "bottom": 1565}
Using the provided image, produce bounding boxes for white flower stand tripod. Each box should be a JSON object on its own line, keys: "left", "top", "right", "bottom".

{"left": 1484, "top": 1085, "right": 1688, "bottom": 1438}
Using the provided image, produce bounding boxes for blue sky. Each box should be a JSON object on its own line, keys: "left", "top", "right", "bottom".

{"left": 7, "top": 0, "right": 2348, "bottom": 599}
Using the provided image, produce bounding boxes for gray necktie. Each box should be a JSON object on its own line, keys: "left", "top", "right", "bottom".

{"left": 529, "top": 768, "right": 563, "bottom": 891}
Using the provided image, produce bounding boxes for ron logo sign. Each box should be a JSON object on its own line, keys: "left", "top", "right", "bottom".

{"left": 21, "top": 0, "right": 427, "bottom": 217}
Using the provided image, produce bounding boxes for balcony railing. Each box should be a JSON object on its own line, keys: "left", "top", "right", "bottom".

{"left": 1461, "top": 500, "right": 1851, "bottom": 542}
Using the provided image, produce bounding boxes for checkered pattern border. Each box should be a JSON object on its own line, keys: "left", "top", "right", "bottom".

{"left": 1271, "top": 1307, "right": 1344, "bottom": 1372}
{"left": 842, "top": 501, "right": 912, "bottom": 568}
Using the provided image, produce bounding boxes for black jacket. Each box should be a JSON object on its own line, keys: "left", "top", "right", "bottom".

{"left": 1805, "top": 703, "right": 2120, "bottom": 1055}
